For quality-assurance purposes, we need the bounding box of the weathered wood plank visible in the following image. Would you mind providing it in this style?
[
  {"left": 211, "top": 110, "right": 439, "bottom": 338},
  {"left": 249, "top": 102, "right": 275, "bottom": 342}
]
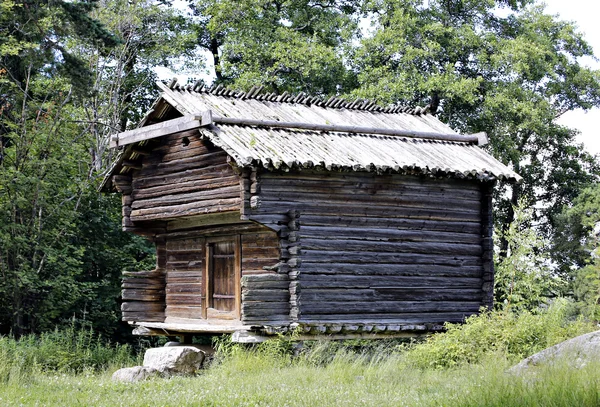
[
  {"left": 297, "top": 274, "right": 482, "bottom": 288},
  {"left": 299, "top": 263, "right": 482, "bottom": 277},
  {"left": 299, "top": 226, "right": 481, "bottom": 244},
  {"left": 130, "top": 198, "right": 241, "bottom": 221},
  {"left": 300, "top": 301, "right": 482, "bottom": 314},
  {"left": 132, "top": 185, "right": 240, "bottom": 210},
  {"left": 300, "top": 238, "right": 482, "bottom": 256},
  {"left": 111, "top": 113, "right": 210, "bottom": 148},
  {"left": 301, "top": 250, "right": 482, "bottom": 266},
  {"left": 298, "top": 288, "right": 483, "bottom": 302},
  {"left": 297, "top": 312, "right": 477, "bottom": 324},
  {"left": 300, "top": 215, "right": 482, "bottom": 234},
  {"left": 260, "top": 172, "right": 482, "bottom": 192},
  {"left": 132, "top": 163, "right": 234, "bottom": 189},
  {"left": 132, "top": 176, "right": 239, "bottom": 200}
]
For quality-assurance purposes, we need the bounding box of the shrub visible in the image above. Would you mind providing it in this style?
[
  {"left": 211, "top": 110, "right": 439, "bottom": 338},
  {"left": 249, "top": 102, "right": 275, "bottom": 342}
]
[{"left": 405, "top": 298, "right": 597, "bottom": 369}]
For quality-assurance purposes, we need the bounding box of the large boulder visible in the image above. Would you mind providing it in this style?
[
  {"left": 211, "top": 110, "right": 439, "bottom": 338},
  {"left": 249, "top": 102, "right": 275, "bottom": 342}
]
[
  {"left": 112, "top": 366, "right": 159, "bottom": 383},
  {"left": 143, "top": 346, "right": 205, "bottom": 375},
  {"left": 510, "top": 330, "right": 600, "bottom": 374}
]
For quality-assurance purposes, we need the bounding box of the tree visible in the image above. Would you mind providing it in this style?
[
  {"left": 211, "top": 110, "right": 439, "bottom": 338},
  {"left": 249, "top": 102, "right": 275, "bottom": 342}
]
[
  {"left": 553, "top": 184, "right": 600, "bottom": 320},
  {"left": 188, "top": 0, "right": 360, "bottom": 94},
  {"left": 494, "top": 201, "right": 560, "bottom": 311},
  {"left": 0, "top": 0, "right": 157, "bottom": 337},
  {"left": 351, "top": 1, "right": 600, "bottom": 253}
]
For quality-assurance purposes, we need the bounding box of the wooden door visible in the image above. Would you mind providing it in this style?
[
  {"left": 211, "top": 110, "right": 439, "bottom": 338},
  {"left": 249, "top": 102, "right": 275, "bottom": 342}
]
[{"left": 204, "top": 236, "right": 241, "bottom": 320}]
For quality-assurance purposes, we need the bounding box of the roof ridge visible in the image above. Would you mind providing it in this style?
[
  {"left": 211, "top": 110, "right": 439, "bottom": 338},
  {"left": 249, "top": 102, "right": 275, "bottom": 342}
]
[{"left": 163, "top": 78, "right": 430, "bottom": 116}]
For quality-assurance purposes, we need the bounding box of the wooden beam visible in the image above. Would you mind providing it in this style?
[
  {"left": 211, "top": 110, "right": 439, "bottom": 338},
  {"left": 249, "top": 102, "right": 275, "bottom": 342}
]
[
  {"left": 110, "top": 111, "right": 213, "bottom": 148},
  {"left": 213, "top": 116, "right": 482, "bottom": 145}
]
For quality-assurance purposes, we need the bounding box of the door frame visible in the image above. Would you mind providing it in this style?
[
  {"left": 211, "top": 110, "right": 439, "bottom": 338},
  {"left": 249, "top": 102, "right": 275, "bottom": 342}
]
[{"left": 202, "top": 235, "right": 241, "bottom": 320}]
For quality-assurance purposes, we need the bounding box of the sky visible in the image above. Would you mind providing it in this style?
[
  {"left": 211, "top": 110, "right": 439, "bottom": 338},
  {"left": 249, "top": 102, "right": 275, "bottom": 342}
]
[
  {"left": 542, "top": 0, "right": 600, "bottom": 155},
  {"left": 160, "top": 1, "right": 600, "bottom": 154}
]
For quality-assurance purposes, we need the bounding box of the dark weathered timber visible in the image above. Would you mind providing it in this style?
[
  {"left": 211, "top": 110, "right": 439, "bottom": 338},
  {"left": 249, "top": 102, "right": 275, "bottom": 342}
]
[
  {"left": 299, "top": 250, "right": 482, "bottom": 265},
  {"left": 297, "top": 288, "right": 483, "bottom": 302},
  {"left": 299, "top": 263, "right": 482, "bottom": 277},
  {"left": 297, "top": 275, "right": 482, "bottom": 288},
  {"left": 300, "top": 239, "right": 483, "bottom": 256},
  {"left": 300, "top": 215, "right": 482, "bottom": 234},
  {"left": 299, "top": 301, "right": 482, "bottom": 314},
  {"left": 296, "top": 312, "right": 478, "bottom": 324}
]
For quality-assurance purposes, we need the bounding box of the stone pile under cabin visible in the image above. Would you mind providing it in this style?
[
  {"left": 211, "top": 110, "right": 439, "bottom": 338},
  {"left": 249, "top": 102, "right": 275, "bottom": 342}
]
[{"left": 101, "top": 80, "right": 521, "bottom": 342}]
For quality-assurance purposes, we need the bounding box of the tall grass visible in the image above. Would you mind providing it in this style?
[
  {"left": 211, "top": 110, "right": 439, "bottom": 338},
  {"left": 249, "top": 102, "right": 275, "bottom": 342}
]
[{"left": 0, "top": 324, "right": 140, "bottom": 383}]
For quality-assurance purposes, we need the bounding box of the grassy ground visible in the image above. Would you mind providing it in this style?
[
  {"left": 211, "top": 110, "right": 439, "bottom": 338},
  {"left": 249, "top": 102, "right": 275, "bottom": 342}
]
[{"left": 1, "top": 350, "right": 599, "bottom": 407}]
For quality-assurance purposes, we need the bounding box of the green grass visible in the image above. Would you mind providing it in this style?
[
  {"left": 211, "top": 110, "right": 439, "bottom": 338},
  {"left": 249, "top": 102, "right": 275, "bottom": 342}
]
[
  {"left": 0, "top": 351, "right": 599, "bottom": 406},
  {"left": 1, "top": 302, "right": 598, "bottom": 406}
]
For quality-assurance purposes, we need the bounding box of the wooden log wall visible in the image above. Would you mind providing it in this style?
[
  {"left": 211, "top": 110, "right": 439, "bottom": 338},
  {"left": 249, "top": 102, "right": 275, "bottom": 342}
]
[
  {"left": 121, "top": 270, "right": 165, "bottom": 322},
  {"left": 127, "top": 131, "right": 241, "bottom": 223},
  {"left": 154, "top": 221, "right": 285, "bottom": 324},
  {"left": 250, "top": 171, "right": 489, "bottom": 327}
]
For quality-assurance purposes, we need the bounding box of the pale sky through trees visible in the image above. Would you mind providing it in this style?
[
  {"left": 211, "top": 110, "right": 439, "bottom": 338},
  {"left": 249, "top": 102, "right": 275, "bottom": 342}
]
[{"left": 543, "top": 0, "right": 600, "bottom": 155}]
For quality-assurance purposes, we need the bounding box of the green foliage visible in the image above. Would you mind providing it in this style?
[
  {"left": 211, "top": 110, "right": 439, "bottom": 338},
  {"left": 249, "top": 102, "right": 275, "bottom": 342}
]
[
  {"left": 190, "top": 0, "right": 359, "bottom": 94},
  {"left": 553, "top": 184, "right": 600, "bottom": 320},
  {"left": 0, "top": 324, "right": 140, "bottom": 383},
  {"left": 494, "top": 201, "right": 561, "bottom": 311},
  {"left": 405, "top": 299, "right": 596, "bottom": 369}
]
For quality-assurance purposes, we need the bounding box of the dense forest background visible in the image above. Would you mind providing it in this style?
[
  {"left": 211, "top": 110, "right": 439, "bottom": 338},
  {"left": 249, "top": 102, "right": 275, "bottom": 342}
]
[{"left": 1, "top": 0, "right": 600, "bottom": 342}]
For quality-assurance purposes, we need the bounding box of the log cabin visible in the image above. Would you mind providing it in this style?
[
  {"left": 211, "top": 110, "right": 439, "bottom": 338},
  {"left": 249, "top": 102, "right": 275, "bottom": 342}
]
[{"left": 101, "top": 80, "right": 521, "bottom": 342}]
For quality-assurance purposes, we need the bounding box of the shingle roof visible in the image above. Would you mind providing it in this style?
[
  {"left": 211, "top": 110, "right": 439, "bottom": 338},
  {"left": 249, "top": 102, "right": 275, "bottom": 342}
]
[
  {"left": 102, "top": 81, "right": 521, "bottom": 188},
  {"left": 151, "top": 81, "right": 521, "bottom": 183}
]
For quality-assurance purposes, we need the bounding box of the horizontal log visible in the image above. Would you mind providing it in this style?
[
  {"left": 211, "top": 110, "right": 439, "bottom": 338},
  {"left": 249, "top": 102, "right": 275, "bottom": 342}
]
[
  {"left": 111, "top": 113, "right": 208, "bottom": 148},
  {"left": 299, "top": 226, "right": 481, "bottom": 245},
  {"left": 166, "top": 283, "right": 202, "bottom": 293},
  {"left": 259, "top": 180, "right": 481, "bottom": 200},
  {"left": 132, "top": 185, "right": 240, "bottom": 210},
  {"left": 261, "top": 172, "right": 482, "bottom": 191},
  {"left": 300, "top": 215, "right": 482, "bottom": 234},
  {"left": 299, "top": 301, "right": 482, "bottom": 314},
  {"left": 242, "top": 290, "right": 290, "bottom": 302},
  {"left": 301, "top": 250, "right": 482, "bottom": 266},
  {"left": 133, "top": 163, "right": 234, "bottom": 189},
  {"left": 298, "top": 274, "right": 482, "bottom": 289},
  {"left": 299, "top": 263, "right": 482, "bottom": 277},
  {"left": 167, "top": 211, "right": 242, "bottom": 232},
  {"left": 254, "top": 201, "right": 481, "bottom": 223},
  {"left": 241, "top": 301, "right": 291, "bottom": 311},
  {"left": 166, "top": 294, "right": 202, "bottom": 305},
  {"left": 132, "top": 175, "right": 240, "bottom": 200},
  {"left": 298, "top": 288, "right": 483, "bottom": 302},
  {"left": 300, "top": 238, "right": 482, "bottom": 256},
  {"left": 141, "top": 151, "right": 229, "bottom": 175},
  {"left": 241, "top": 246, "right": 280, "bottom": 257},
  {"left": 166, "top": 270, "right": 203, "bottom": 279},
  {"left": 242, "top": 307, "right": 291, "bottom": 317},
  {"left": 122, "top": 311, "right": 165, "bottom": 322},
  {"left": 242, "top": 280, "right": 291, "bottom": 290},
  {"left": 121, "top": 302, "right": 165, "bottom": 312},
  {"left": 297, "top": 311, "right": 478, "bottom": 324},
  {"left": 122, "top": 270, "right": 164, "bottom": 278},
  {"left": 130, "top": 198, "right": 241, "bottom": 222},
  {"left": 242, "top": 274, "right": 290, "bottom": 282}
]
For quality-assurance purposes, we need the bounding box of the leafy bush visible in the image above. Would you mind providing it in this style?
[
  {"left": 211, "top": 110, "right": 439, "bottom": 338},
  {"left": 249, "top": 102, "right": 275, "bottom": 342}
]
[
  {"left": 0, "top": 324, "right": 141, "bottom": 382},
  {"left": 405, "top": 299, "right": 597, "bottom": 369}
]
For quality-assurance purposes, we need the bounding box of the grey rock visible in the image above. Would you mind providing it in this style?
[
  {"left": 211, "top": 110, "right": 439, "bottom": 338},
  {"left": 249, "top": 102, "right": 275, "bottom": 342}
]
[
  {"left": 111, "top": 366, "right": 159, "bottom": 383},
  {"left": 143, "top": 346, "right": 205, "bottom": 375},
  {"left": 510, "top": 329, "right": 600, "bottom": 374}
]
